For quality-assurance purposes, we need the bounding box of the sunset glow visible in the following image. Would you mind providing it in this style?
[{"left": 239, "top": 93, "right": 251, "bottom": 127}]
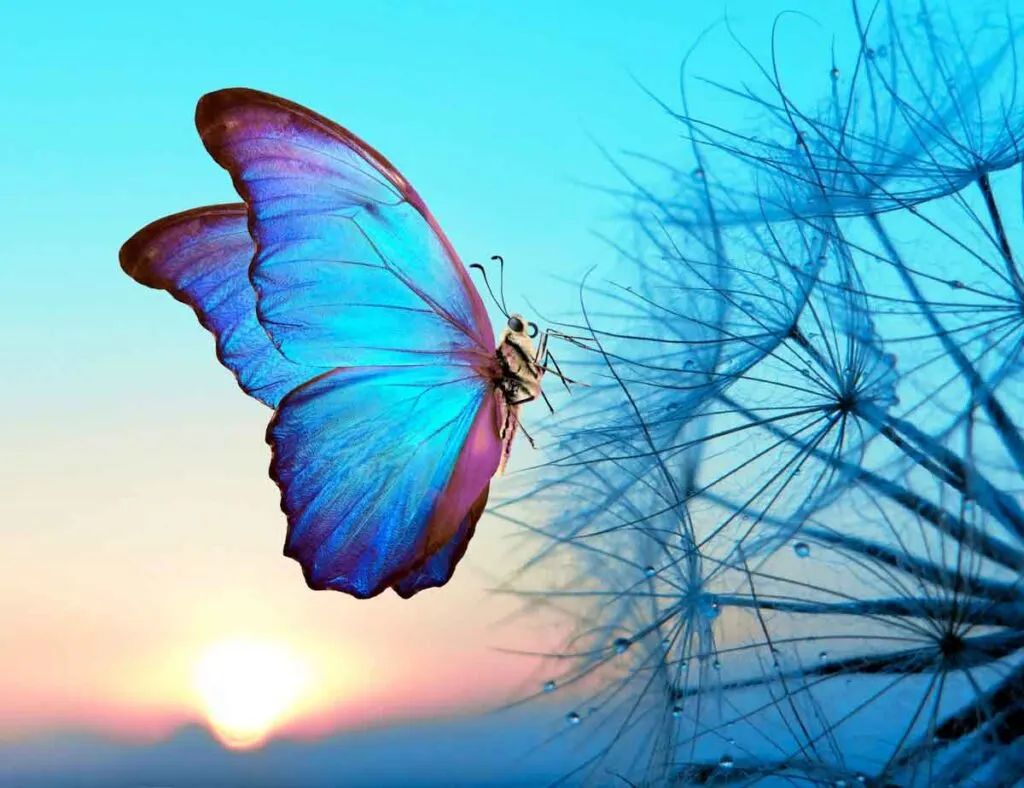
[{"left": 194, "top": 639, "right": 311, "bottom": 749}]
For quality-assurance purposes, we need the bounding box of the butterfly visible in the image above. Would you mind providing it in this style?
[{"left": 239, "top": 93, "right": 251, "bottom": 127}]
[{"left": 120, "top": 88, "right": 555, "bottom": 599}]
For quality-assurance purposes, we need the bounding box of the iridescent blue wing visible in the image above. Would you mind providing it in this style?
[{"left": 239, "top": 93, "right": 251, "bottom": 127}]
[
  {"left": 270, "top": 364, "right": 504, "bottom": 599},
  {"left": 194, "top": 87, "right": 495, "bottom": 368},
  {"left": 391, "top": 487, "right": 486, "bottom": 599},
  {"left": 119, "top": 204, "right": 325, "bottom": 407}
]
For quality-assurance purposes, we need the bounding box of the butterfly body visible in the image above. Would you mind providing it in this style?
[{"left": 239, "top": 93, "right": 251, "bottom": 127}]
[{"left": 120, "top": 88, "right": 545, "bottom": 600}]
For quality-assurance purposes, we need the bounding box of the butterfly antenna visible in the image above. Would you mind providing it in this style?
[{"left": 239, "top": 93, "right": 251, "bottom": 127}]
[
  {"left": 469, "top": 261, "right": 509, "bottom": 318},
  {"left": 491, "top": 255, "right": 510, "bottom": 316}
]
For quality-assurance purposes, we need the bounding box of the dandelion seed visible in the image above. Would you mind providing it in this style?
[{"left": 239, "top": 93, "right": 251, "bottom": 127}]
[{"left": 513, "top": 1, "right": 1024, "bottom": 785}]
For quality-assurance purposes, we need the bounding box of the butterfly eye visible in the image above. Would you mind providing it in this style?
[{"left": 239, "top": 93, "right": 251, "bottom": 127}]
[
  {"left": 507, "top": 316, "right": 524, "bottom": 332},
  {"left": 527, "top": 322, "right": 539, "bottom": 338}
]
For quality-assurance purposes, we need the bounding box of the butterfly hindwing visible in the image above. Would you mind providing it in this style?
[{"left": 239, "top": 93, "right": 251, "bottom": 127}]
[
  {"left": 118, "top": 204, "right": 323, "bottom": 407},
  {"left": 269, "top": 363, "right": 503, "bottom": 599},
  {"left": 391, "top": 484, "right": 488, "bottom": 599},
  {"left": 194, "top": 88, "right": 494, "bottom": 369}
]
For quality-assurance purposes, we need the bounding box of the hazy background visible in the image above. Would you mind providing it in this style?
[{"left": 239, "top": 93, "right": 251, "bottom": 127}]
[{"left": 0, "top": 0, "right": 851, "bottom": 784}]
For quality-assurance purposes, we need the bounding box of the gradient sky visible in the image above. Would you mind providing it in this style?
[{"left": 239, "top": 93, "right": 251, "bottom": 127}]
[{"left": 0, "top": 0, "right": 854, "bottom": 772}]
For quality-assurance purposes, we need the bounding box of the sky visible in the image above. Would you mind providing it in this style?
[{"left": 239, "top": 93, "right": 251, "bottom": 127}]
[{"left": 0, "top": 0, "right": 856, "bottom": 783}]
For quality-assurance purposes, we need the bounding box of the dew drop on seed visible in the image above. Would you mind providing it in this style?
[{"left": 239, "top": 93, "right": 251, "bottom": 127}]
[
  {"left": 794, "top": 542, "right": 811, "bottom": 558},
  {"left": 719, "top": 754, "right": 734, "bottom": 769},
  {"left": 613, "top": 637, "right": 631, "bottom": 654},
  {"left": 644, "top": 566, "right": 656, "bottom": 578},
  {"left": 566, "top": 711, "right": 580, "bottom": 725},
  {"left": 543, "top": 680, "right": 556, "bottom": 693},
  {"left": 700, "top": 595, "right": 720, "bottom": 620}
]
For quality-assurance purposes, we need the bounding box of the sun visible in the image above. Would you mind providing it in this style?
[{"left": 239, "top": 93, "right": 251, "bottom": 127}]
[{"left": 194, "top": 638, "right": 311, "bottom": 750}]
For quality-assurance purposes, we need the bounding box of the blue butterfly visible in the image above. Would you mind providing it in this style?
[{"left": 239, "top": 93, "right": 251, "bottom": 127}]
[{"left": 120, "top": 89, "right": 551, "bottom": 599}]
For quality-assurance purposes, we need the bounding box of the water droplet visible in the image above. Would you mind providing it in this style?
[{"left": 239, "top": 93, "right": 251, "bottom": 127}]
[
  {"left": 699, "top": 595, "right": 720, "bottom": 620},
  {"left": 799, "top": 368, "right": 811, "bottom": 378},
  {"left": 948, "top": 279, "right": 965, "bottom": 289},
  {"left": 835, "top": 781, "right": 848, "bottom": 788},
  {"left": 865, "top": 47, "right": 876, "bottom": 60},
  {"left": 643, "top": 565, "right": 656, "bottom": 578},
  {"left": 712, "top": 659, "right": 721, "bottom": 670},
  {"left": 719, "top": 754, "right": 735, "bottom": 769},
  {"left": 566, "top": 711, "right": 580, "bottom": 725},
  {"left": 740, "top": 300, "right": 754, "bottom": 311},
  {"left": 671, "top": 705, "right": 682, "bottom": 718},
  {"left": 543, "top": 680, "right": 556, "bottom": 693},
  {"left": 876, "top": 45, "right": 888, "bottom": 58},
  {"left": 613, "top": 637, "right": 632, "bottom": 654},
  {"left": 692, "top": 167, "right": 705, "bottom": 180},
  {"left": 683, "top": 358, "right": 696, "bottom": 371},
  {"left": 830, "top": 67, "right": 840, "bottom": 79},
  {"left": 660, "top": 636, "right": 671, "bottom": 651},
  {"left": 855, "top": 775, "right": 868, "bottom": 784},
  {"left": 794, "top": 542, "right": 811, "bottom": 558},
  {"left": 818, "top": 650, "right": 828, "bottom": 661}
]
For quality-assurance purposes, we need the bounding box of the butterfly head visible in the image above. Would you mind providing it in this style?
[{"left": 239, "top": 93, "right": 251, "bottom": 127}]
[{"left": 501, "top": 313, "right": 540, "bottom": 359}]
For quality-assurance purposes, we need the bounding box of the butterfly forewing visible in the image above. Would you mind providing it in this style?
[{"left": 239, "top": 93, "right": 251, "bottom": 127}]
[{"left": 195, "top": 88, "right": 495, "bottom": 369}]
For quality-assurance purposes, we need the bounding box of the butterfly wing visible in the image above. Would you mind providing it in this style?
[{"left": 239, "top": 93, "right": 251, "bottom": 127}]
[
  {"left": 391, "top": 486, "right": 487, "bottom": 599},
  {"left": 190, "top": 88, "right": 506, "bottom": 596},
  {"left": 119, "top": 204, "right": 324, "bottom": 408},
  {"left": 194, "top": 87, "right": 494, "bottom": 368},
  {"left": 270, "top": 364, "right": 503, "bottom": 599}
]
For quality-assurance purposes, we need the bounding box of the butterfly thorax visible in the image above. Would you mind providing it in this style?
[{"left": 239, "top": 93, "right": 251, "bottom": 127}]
[{"left": 494, "top": 318, "right": 543, "bottom": 406}]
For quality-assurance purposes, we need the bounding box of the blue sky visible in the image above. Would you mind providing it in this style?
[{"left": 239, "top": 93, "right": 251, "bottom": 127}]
[{"left": 0, "top": 0, "right": 860, "bottom": 783}]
